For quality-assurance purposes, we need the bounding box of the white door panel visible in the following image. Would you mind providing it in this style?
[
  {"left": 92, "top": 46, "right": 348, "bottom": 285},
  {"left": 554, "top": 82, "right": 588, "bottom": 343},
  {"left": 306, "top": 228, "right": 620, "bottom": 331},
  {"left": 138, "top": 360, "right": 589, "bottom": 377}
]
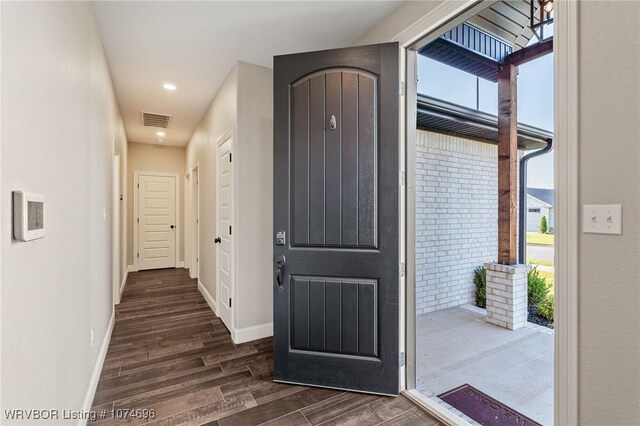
[
  {"left": 217, "top": 138, "right": 233, "bottom": 331},
  {"left": 138, "top": 174, "right": 176, "bottom": 270}
]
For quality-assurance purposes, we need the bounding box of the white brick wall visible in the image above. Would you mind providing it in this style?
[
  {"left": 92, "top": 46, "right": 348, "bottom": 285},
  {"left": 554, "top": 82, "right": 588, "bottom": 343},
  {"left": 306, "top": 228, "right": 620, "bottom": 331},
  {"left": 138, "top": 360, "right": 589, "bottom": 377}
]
[
  {"left": 415, "top": 131, "right": 498, "bottom": 315},
  {"left": 484, "top": 262, "right": 530, "bottom": 330}
]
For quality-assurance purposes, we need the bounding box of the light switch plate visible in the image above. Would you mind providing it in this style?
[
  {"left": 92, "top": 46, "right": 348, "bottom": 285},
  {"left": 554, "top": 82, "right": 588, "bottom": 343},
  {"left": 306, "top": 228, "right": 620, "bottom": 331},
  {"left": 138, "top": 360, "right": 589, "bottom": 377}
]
[{"left": 583, "top": 204, "right": 622, "bottom": 234}]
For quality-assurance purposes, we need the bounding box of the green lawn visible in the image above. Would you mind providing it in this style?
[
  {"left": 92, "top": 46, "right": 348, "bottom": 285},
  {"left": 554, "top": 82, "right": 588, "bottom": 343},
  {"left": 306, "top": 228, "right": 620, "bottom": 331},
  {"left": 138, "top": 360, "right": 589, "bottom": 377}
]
[
  {"left": 527, "top": 232, "right": 554, "bottom": 246},
  {"left": 538, "top": 270, "right": 555, "bottom": 293},
  {"left": 527, "top": 258, "right": 554, "bottom": 267}
]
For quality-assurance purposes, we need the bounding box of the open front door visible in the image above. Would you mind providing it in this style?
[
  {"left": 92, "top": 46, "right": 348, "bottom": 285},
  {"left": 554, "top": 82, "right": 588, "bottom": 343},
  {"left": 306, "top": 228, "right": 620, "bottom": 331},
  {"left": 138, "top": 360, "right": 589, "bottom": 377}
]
[{"left": 273, "top": 42, "right": 400, "bottom": 395}]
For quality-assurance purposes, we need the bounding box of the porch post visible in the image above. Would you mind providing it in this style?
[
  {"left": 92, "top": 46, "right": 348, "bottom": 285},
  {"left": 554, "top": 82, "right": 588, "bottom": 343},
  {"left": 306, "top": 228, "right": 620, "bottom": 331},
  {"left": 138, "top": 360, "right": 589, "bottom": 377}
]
[
  {"left": 497, "top": 62, "right": 518, "bottom": 265},
  {"left": 485, "top": 62, "right": 529, "bottom": 330}
]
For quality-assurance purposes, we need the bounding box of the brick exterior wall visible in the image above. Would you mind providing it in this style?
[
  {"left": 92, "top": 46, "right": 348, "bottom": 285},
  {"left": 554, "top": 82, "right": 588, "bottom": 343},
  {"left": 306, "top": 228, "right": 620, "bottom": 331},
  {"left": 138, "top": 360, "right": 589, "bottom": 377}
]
[{"left": 415, "top": 131, "right": 498, "bottom": 315}]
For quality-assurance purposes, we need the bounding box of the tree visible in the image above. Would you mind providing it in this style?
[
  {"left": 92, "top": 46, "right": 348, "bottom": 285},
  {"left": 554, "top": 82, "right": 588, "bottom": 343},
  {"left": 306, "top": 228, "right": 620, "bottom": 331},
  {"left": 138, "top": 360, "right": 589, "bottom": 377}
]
[{"left": 539, "top": 215, "right": 548, "bottom": 234}]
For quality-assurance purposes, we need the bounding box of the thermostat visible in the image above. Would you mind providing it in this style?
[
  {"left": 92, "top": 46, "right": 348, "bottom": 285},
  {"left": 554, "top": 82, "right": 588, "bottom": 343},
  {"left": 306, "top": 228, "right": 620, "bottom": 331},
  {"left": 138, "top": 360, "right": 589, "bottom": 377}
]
[{"left": 13, "top": 191, "right": 46, "bottom": 241}]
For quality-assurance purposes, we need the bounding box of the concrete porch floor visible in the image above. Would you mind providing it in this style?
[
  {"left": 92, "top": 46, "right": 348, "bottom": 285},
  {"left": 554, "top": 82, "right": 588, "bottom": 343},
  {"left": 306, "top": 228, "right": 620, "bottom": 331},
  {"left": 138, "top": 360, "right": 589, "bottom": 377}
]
[{"left": 416, "top": 305, "right": 553, "bottom": 425}]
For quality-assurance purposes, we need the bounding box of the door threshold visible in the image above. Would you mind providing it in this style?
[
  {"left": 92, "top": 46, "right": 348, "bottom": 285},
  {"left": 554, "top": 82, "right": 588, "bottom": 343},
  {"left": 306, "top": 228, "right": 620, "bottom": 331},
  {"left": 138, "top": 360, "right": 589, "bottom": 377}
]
[
  {"left": 403, "top": 389, "right": 475, "bottom": 426},
  {"left": 273, "top": 379, "right": 398, "bottom": 398}
]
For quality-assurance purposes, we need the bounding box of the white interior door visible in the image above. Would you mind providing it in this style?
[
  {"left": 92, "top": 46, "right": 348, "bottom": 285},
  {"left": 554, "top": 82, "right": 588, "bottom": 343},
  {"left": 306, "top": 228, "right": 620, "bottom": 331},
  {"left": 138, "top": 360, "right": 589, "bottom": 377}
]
[
  {"left": 216, "top": 138, "right": 233, "bottom": 330},
  {"left": 138, "top": 174, "right": 177, "bottom": 270},
  {"left": 191, "top": 167, "right": 199, "bottom": 279},
  {"left": 112, "top": 153, "right": 121, "bottom": 304}
]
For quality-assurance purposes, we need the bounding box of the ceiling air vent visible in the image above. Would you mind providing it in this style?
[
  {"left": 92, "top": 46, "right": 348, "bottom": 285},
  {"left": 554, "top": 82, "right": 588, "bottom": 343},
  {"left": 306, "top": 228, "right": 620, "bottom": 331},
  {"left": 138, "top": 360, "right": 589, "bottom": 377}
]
[{"left": 140, "top": 111, "right": 172, "bottom": 128}]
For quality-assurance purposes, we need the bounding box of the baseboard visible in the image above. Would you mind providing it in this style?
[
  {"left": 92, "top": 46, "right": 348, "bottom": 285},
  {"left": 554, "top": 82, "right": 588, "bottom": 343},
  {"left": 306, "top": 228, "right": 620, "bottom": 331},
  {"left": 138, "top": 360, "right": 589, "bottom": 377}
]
[
  {"left": 198, "top": 280, "right": 217, "bottom": 316},
  {"left": 119, "top": 269, "right": 128, "bottom": 300},
  {"left": 177, "top": 261, "right": 185, "bottom": 268},
  {"left": 232, "top": 322, "right": 273, "bottom": 344},
  {"left": 79, "top": 310, "right": 115, "bottom": 426},
  {"left": 127, "top": 265, "right": 137, "bottom": 273}
]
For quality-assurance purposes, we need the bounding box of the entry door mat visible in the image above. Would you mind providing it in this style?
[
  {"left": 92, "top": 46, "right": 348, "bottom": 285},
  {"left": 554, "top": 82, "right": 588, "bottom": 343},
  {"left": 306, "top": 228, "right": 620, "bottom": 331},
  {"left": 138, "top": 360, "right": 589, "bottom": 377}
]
[{"left": 438, "top": 384, "right": 542, "bottom": 426}]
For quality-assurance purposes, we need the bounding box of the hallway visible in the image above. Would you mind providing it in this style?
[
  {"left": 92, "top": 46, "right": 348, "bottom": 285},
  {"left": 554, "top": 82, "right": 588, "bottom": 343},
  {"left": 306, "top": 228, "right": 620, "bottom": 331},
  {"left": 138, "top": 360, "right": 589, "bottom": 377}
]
[{"left": 90, "top": 269, "right": 440, "bottom": 425}]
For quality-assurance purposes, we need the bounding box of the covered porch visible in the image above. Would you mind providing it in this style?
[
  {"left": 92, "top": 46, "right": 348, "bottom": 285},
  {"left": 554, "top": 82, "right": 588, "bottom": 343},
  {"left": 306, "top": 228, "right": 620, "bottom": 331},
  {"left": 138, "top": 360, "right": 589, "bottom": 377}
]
[{"left": 416, "top": 306, "right": 553, "bottom": 425}]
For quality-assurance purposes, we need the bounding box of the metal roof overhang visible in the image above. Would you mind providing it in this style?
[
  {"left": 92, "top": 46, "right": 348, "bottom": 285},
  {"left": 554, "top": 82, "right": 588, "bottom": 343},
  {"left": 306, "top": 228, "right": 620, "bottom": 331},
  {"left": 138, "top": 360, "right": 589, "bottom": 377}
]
[{"left": 417, "top": 94, "right": 552, "bottom": 150}]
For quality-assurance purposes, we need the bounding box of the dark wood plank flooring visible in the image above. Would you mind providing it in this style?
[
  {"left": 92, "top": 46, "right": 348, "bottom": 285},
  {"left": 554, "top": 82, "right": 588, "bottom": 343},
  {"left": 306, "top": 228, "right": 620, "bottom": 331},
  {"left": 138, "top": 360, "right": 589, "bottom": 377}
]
[{"left": 91, "top": 268, "right": 441, "bottom": 426}]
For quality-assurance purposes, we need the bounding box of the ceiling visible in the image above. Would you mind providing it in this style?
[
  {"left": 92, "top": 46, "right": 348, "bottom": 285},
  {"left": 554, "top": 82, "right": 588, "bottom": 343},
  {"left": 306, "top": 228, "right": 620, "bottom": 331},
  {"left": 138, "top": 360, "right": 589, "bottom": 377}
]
[{"left": 92, "top": 1, "right": 403, "bottom": 147}]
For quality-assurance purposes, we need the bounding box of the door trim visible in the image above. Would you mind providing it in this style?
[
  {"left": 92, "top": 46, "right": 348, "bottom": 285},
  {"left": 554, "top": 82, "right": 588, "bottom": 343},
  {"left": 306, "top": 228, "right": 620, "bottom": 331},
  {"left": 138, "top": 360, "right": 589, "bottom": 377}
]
[
  {"left": 552, "top": 1, "right": 580, "bottom": 424},
  {"left": 189, "top": 163, "right": 200, "bottom": 280},
  {"left": 112, "top": 139, "right": 121, "bottom": 304},
  {"left": 133, "top": 170, "right": 180, "bottom": 271},
  {"left": 400, "top": 1, "right": 579, "bottom": 425},
  {"left": 215, "top": 129, "right": 234, "bottom": 329}
]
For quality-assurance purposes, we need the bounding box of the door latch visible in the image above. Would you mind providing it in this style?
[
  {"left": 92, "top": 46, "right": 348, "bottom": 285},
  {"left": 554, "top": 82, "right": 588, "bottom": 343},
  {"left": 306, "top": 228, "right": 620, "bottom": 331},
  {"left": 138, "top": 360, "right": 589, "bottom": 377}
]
[{"left": 275, "top": 230, "right": 286, "bottom": 245}]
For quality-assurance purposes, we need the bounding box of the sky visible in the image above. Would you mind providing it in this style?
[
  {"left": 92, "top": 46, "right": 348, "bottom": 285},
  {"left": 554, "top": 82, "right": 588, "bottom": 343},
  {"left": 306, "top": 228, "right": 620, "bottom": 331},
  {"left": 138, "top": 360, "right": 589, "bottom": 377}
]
[{"left": 417, "top": 50, "right": 554, "bottom": 189}]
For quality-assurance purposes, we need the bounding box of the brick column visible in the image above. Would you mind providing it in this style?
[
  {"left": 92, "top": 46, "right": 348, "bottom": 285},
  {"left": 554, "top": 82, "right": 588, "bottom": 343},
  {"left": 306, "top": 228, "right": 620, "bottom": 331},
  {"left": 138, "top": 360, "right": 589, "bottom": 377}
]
[{"left": 483, "top": 262, "right": 530, "bottom": 330}]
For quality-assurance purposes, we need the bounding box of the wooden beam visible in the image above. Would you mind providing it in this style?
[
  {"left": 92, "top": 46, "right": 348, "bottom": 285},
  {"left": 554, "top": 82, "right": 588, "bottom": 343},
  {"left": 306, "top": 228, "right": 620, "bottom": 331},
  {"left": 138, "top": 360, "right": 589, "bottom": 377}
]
[
  {"left": 497, "top": 63, "right": 518, "bottom": 265},
  {"left": 505, "top": 38, "right": 553, "bottom": 66}
]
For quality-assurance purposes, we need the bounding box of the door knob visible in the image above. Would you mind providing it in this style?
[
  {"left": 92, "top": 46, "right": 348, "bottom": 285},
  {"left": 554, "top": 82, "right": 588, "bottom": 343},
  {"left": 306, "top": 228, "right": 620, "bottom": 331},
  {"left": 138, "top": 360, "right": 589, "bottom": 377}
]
[
  {"left": 214, "top": 237, "right": 221, "bottom": 244},
  {"left": 170, "top": 225, "right": 175, "bottom": 229}
]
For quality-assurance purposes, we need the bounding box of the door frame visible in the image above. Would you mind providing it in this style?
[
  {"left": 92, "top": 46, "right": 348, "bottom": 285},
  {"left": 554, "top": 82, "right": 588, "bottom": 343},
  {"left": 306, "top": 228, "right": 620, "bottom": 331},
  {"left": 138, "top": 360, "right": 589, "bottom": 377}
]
[
  {"left": 215, "top": 129, "right": 235, "bottom": 328},
  {"left": 112, "top": 138, "right": 121, "bottom": 304},
  {"left": 189, "top": 163, "right": 200, "bottom": 280},
  {"left": 133, "top": 170, "right": 181, "bottom": 271},
  {"left": 398, "top": 1, "right": 579, "bottom": 425}
]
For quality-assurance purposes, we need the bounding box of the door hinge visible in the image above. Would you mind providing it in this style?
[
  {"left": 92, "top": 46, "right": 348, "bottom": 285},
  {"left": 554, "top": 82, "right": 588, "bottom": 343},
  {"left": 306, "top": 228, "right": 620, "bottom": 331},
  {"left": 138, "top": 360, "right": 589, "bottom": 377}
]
[
  {"left": 400, "top": 262, "right": 405, "bottom": 277},
  {"left": 229, "top": 225, "right": 232, "bottom": 235},
  {"left": 399, "top": 81, "right": 405, "bottom": 97},
  {"left": 137, "top": 183, "right": 139, "bottom": 188},
  {"left": 229, "top": 298, "right": 232, "bottom": 307},
  {"left": 229, "top": 153, "right": 232, "bottom": 162},
  {"left": 197, "top": 257, "right": 199, "bottom": 262},
  {"left": 400, "top": 171, "right": 405, "bottom": 186},
  {"left": 137, "top": 218, "right": 139, "bottom": 223},
  {"left": 399, "top": 352, "right": 405, "bottom": 367},
  {"left": 137, "top": 252, "right": 139, "bottom": 258}
]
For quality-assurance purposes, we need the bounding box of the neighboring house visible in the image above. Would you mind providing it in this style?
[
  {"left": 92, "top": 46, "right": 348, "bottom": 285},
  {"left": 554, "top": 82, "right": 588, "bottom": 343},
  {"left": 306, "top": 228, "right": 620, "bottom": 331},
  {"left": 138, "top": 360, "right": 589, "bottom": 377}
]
[{"left": 527, "top": 187, "right": 554, "bottom": 232}]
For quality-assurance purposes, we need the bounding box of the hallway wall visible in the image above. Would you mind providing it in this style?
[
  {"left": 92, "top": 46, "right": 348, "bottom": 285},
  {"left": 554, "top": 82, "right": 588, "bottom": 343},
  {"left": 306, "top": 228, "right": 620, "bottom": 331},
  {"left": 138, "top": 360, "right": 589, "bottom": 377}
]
[
  {"left": 1, "top": 1, "right": 127, "bottom": 422},
  {"left": 185, "top": 64, "right": 238, "bottom": 306},
  {"left": 185, "top": 61, "right": 273, "bottom": 339},
  {"left": 127, "top": 142, "right": 185, "bottom": 266}
]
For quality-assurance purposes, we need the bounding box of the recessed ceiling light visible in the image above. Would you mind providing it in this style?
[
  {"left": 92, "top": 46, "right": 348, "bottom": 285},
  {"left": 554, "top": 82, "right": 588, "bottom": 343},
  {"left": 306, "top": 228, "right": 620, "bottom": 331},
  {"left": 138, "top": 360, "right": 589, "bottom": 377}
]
[
  {"left": 157, "top": 139, "right": 164, "bottom": 142},
  {"left": 163, "top": 82, "right": 176, "bottom": 91},
  {"left": 156, "top": 131, "right": 165, "bottom": 137}
]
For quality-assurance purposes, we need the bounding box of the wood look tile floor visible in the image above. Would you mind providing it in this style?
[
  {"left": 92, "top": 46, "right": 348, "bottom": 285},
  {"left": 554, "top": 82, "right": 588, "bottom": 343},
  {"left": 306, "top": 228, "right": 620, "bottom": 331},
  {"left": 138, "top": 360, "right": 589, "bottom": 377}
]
[{"left": 91, "top": 268, "right": 441, "bottom": 426}]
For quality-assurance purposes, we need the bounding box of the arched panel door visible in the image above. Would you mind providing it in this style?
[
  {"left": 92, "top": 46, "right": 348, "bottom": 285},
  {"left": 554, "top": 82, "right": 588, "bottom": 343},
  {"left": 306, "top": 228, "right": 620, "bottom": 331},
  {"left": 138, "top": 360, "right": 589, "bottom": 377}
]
[{"left": 273, "top": 43, "right": 400, "bottom": 395}]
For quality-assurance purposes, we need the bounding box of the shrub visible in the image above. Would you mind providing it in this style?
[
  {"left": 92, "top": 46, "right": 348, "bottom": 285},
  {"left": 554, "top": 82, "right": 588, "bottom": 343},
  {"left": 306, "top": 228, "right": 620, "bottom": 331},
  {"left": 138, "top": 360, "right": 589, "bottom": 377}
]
[
  {"left": 473, "top": 266, "right": 486, "bottom": 308},
  {"left": 539, "top": 215, "right": 548, "bottom": 234},
  {"left": 548, "top": 226, "right": 554, "bottom": 235},
  {"left": 538, "top": 295, "right": 554, "bottom": 323},
  {"left": 528, "top": 266, "right": 550, "bottom": 306}
]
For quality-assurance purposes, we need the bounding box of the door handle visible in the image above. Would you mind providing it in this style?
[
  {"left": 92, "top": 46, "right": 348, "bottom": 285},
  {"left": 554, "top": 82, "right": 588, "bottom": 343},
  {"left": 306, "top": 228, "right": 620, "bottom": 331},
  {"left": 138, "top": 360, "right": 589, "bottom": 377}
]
[
  {"left": 275, "top": 255, "right": 286, "bottom": 292},
  {"left": 170, "top": 225, "right": 175, "bottom": 229},
  {"left": 214, "top": 237, "right": 221, "bottom": 244}
]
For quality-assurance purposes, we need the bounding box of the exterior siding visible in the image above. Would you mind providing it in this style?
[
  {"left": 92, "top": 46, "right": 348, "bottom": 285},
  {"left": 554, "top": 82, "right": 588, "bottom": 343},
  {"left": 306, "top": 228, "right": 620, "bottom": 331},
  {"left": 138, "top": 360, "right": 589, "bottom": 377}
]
[{"left": 415, "top": 130, "right": 498, "bottom": 315}]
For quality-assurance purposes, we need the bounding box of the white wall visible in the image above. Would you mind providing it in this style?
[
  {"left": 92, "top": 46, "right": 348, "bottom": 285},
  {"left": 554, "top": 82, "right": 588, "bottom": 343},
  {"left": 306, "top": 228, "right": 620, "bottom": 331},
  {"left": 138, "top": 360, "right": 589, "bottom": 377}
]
[
  {"left": 360, "top": 1, "right": 640, "bottom": 423},
  {"left": 578, "top": 2, "right": 640, "bottom": 424},
  {"left": 415, "top": 131, "right": 497, "bottom": 315},
  {"left": 235, "top": 63, "right": 273, "bottom": 330},
  {"left": 185, "top": 64, "right": 238, "bottom": 304},
  {"left": 127, "top": 142, "right": 185, "bottom": 266},
  {"left": 184, "top": 61, "right": 273, "bottom": 335},
  {"left": 1, "top": 1, "right": 126, "bottom": 422}
]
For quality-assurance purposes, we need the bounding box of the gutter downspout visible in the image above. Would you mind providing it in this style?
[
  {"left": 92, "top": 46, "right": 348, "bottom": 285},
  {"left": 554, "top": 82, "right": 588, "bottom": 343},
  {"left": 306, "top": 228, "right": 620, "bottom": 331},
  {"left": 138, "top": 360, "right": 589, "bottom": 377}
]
[{"left": 519, "top": 137, "right": 553, "bottom": 263}]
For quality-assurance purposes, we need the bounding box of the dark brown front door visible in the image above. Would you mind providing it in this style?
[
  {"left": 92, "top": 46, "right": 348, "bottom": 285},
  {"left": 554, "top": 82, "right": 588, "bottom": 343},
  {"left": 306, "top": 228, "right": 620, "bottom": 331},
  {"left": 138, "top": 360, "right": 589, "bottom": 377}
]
[{"left": 273, "top": 43, "right": 400, "bottom": 395}]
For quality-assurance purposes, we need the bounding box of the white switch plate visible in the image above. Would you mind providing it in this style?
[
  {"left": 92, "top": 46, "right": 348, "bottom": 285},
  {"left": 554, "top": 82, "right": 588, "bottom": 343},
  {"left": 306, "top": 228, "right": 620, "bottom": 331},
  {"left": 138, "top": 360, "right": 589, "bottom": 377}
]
[{"left": 583, "top": 204, "right": 622, "bottom": 234}]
